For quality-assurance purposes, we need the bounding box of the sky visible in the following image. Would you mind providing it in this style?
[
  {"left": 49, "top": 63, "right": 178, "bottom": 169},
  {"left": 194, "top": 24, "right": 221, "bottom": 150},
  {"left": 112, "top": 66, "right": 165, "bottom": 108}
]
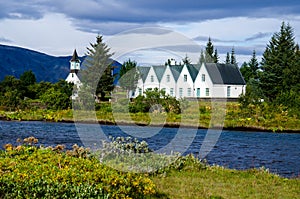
[{"left": 1, "top": 0, "right": 300, "bottom": 65}]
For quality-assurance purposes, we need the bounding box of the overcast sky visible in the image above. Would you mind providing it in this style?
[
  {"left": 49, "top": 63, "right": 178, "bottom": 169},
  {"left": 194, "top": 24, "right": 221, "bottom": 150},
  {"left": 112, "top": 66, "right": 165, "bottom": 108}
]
[{"left": 1, "top": 0, "right": 300, "bottom": 65}]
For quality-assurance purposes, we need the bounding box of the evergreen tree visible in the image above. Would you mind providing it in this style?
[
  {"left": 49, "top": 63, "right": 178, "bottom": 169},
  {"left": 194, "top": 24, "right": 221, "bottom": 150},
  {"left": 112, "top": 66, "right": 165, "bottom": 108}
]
[
  {"left": 240, "top": 62, "right": 251, "bottom": 83},
  {"left": 225, "top": 52, "right": 230, "bottom": 64},
  {"left": 230, "top": 47, "right": 237, "bottom": 65},
  {"left": 248, "top": 50, "right": 259, "bottom": 80},
  {"left": 182, "top": 54, "right": 191, "bottom": 65},
  {"left": 260, "top": 22, "right": 298, "bottom": 101},
  {"left": 205, "top": 37, "right": 214, "bottom": 63},
  {"left": 81, "top": 35, "right": 114, "bottom": 100},
  {"left": 213, "top": 49, "right": 219, "bottom": 63},
  {"left": 198, "top": 49, "right": 205, "bottom": 64},
  {"left": 119, "top": 59, "right": 139, "bottom": 98}
]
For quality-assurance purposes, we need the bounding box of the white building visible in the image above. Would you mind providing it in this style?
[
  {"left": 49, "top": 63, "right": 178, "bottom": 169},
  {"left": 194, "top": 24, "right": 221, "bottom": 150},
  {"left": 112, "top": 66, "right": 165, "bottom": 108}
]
[
  {"left": 65, "top": 49, "right": 81, "bottom": 86},
  {"left": 134, "top": 62, "right": 246, "bottom": 99}
]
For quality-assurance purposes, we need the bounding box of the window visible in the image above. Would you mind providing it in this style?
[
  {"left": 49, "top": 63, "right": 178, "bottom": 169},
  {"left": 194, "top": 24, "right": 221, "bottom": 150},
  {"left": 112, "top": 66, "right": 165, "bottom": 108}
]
[
  {"left": 187, "top": 88, "right": 191, "bottom": 96},
  {"left": 196, "top": 88, "right": 200, "bottom": 97},
  {"left": 179, "top": 88, "right": 183, "bottom": 97},
  {"left": 138, "top": 88, "right": 142, "bottom": 95},
  {"left": 161, "top": 88, "right": 166, "bottom": 93},
  {"left": 170, "top": 88, "right": 174, "bottom": 96},
  {"left": 205, "top": 88, "right": 209, "bottom": 96},
  {"left": 202, "top": 74, "right": 205, "bottom": 82},
  {"left": 166, "top": 74, "right": 170, "bottom": 82},
  {"left": 184, "top": 74, "right": 187, "bottom": 82},
  {"left": 227, "top": 86, "right": 231, "bottom": 97},
  {"left": 150, "top": 75, "right": 154, "bottom": 82}
]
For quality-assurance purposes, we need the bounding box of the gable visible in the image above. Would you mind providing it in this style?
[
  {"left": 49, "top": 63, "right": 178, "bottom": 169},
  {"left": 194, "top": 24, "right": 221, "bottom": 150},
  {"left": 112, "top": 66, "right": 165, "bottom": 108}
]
[
  {"left": 170, "top": 65, "right": 184, "bottom": 82},
  {"left": 186, "top": 64, "right": 199, "bottom": 82},
  {"left": 137, "top": 66, "right": 151, "bottom": 83},
  {"left": 152, "top": 65, "right": 167, "bottom": 82}
]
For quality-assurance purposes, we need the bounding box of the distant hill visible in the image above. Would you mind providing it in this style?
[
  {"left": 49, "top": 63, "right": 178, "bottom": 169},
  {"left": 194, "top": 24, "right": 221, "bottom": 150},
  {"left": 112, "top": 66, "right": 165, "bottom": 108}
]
[{"left": 0, "top": 44, "right": 121, "bottom": 83}]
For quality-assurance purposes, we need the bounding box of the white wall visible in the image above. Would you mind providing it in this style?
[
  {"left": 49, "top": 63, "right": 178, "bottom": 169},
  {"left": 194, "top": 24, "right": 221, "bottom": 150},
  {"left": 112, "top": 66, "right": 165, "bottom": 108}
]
[{"left": 175, "top": 64, "right": 194, "bottom": 98}]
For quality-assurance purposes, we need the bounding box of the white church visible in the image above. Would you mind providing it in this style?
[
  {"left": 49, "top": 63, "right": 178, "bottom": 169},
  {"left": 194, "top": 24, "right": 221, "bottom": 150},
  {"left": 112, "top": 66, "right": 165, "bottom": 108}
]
[
  {"left": 65, "top": 51, "right": 246, "bottom": 100},
  {"left": 65, "top": 49, "right": 81, "bottom": 86}
]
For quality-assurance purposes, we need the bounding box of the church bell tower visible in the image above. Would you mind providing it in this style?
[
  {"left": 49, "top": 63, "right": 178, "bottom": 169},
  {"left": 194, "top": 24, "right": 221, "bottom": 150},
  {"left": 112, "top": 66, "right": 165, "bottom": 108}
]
[{"left": 70, "top": 49, "right": 80, "bottom": 74}]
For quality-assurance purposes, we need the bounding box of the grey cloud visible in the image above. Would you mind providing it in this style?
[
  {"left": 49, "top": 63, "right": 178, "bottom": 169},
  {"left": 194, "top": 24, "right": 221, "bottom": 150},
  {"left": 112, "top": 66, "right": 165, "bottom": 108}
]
[
  {"left": 0, "top": 1, "right": 300, "bottom": 35},
  {"left": 245, "top": 32, "right": 272, "bottom": 41},
  {"left": 193, "top": 36, "right": 240, "bottom": 43}
]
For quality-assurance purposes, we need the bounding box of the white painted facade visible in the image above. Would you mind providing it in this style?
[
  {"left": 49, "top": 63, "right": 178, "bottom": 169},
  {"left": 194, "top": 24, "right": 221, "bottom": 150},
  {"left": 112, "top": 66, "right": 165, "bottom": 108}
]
[{"left": 134, "top": 62, "right": 246, "bottom": 99}]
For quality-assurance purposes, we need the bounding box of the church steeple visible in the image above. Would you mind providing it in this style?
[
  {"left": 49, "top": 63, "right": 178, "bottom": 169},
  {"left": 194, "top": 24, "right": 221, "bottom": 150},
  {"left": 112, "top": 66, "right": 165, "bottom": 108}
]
[{"left": 70, "top": 49, "right": 80, "bottom": 74}]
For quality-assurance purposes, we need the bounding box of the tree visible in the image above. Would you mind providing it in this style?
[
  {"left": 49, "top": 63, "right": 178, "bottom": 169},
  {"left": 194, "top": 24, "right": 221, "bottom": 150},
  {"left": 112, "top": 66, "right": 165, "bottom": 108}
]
[
  {"left": 240, "top": 62, "right": 251, "bottom": 83},
  {"left": 198, "top": 49, "right": 205, "bottom": 65},
  {"left": 240, "top": 50, "right": 259, "bottom": 83},
  {"left": 20, "top": 70, "right": 36, "bottom": 87},
  {"left": 213, "top": 49, "right": 219, "bottom": 63},
  {"left": 39, "top": 80, "right": 73, "bottom": 110},
  {"left": 182, "top": 54, "right": 191, "bottom": 65},
  {"left": 205, "top": 37, "right": 214, "bottom": 63},
  {"left": 260, "top": 22, "right": 298, "bottom": 102},
  {"left": 119, "top": 59, "right": 139, "bottom": 98},
  {"left": 81, "top": 35, "right": 114, "bottom": 100},
  {"left": 225, "top": 52, "right": 230, "bottom": 64},
  {"left": 248, "top": 50, "right": 259, "bottom": 80},
  {"left": 230, "top": 47, "right": 237, "bottom": 65}
]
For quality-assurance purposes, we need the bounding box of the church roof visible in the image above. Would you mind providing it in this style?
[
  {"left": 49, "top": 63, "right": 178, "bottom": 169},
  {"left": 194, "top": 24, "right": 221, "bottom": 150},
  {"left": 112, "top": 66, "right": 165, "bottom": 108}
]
[
  {"left": 70, "top": 49, "right": 80, "bottom": 62},
  {"left": 205, "top": 63, "right": 246, "bottom": 85}
]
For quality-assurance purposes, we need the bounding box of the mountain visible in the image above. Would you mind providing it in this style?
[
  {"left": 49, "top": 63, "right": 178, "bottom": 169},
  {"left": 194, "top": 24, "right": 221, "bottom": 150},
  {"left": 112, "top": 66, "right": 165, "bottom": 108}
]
[{"left": 0, "top": 44, "right": 121, "bottom": 83}]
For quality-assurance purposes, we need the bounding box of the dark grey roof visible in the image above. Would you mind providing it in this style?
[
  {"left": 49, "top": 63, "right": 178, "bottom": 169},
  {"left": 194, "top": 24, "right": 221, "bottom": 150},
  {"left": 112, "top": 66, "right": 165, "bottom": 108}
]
[
  {"left": 170, "top": 65, "right": 183, "bottom": 81},
  {"left": 205, "top": 63, "right": 246, "bottom": 85},
  {"left": 70, "top": 49, "right": 80, "bottom": 62},
  {"left": 137, "top": 66, "right": 151, "bottom": 83},
  {"left": 152, "top": 65, "right": 167, "bottom": 82},
  {"left": 186, "top": 64, "right": 199, "bottom": 82}
]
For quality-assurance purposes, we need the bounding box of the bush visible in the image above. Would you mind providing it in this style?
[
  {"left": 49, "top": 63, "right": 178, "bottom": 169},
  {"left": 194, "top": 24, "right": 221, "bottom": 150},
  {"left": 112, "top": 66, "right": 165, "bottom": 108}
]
[
  {"left": 129, "top": 88, "right": 182, "bottom": 114},
  {"left": 0, "top": 137, "right": 156, "bottom": 198}
]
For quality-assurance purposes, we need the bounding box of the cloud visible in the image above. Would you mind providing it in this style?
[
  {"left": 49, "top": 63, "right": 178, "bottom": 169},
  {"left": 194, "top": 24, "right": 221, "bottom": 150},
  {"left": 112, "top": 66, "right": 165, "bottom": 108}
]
[
  {"left": 1, "top": 1, "right": 300, "bottom": 35},
  {"left": 193, "top": 35, "right": 239, "bottom": 43},
  {"left": 0, "top": 37, "right": 12, "bottom": 43},
  {"left": 245, "top": 32, "right": 272, "bottom": 41}
]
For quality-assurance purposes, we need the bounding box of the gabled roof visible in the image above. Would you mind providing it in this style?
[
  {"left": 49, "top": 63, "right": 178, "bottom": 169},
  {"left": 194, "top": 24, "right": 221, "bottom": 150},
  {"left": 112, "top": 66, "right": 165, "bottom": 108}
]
[
  {"left": 137, "top": 66, "right": 151, "bottom": 83},
  {"left": 170, "top": 65, "right": 184, "bottom": 81},
  {"left": 70, "top": 49, "right": 80, "bottom": 62},
  {"left": 205, "top": 63, "right": 246, "bottom": 85},
  {"left": 152, "top": 65, "right": 167, "bottom": 82},
  {"left": 186, "top": 64, "right": 199, "bottom": 82}
]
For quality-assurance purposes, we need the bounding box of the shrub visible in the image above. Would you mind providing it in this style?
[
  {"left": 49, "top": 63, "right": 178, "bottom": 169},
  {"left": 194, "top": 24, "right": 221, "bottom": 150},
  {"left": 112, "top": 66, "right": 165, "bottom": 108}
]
[
  {"left": 0, "top": 137, "right": 156, "bottom": 198},
  {"left": 129, "top": 88, "right": 182, "bottom": 114}
]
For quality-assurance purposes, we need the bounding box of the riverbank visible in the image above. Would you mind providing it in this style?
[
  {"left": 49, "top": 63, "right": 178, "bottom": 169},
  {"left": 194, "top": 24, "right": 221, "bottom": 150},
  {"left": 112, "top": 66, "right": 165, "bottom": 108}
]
[{"left": 1, "top": 101, "right": 299, "bottom": 133}]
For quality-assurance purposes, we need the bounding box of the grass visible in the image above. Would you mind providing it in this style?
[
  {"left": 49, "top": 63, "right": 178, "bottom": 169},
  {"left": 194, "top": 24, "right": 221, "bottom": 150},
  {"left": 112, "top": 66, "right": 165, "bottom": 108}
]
[{"left": 151, "top": 165, "right": 300, "bottom": 199}]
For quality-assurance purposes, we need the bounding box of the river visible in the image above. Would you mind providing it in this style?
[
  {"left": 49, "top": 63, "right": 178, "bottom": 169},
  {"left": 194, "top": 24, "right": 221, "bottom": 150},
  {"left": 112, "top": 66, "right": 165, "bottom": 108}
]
[{"left": 0, "top": 120, "right": 299, "bottom": 178}]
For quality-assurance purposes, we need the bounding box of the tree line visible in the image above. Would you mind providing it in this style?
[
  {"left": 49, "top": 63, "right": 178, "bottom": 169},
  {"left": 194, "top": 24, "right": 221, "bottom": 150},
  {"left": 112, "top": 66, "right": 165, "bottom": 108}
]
[
  {"left": 0, "top": 70, "right": 73, "bottom": 110},
  {"left": 239, "top": 22, "right": 300, "bottom": 116}
]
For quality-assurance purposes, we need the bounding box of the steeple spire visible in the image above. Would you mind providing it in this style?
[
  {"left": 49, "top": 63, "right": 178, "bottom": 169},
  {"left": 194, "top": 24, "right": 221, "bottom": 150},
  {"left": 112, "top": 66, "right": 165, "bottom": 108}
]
[{"left": 70, "top": 49, "right": 80, "bottom": 62}]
